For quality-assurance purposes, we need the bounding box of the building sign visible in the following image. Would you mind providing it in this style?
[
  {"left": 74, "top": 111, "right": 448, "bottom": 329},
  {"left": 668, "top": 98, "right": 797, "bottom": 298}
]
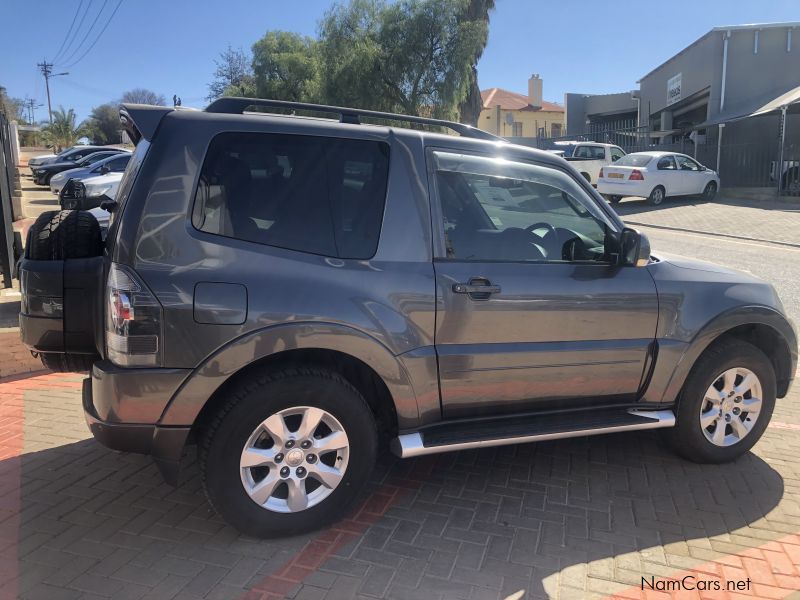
[{"left": 667, "top": 73, "right": 682, "bottom": 106}]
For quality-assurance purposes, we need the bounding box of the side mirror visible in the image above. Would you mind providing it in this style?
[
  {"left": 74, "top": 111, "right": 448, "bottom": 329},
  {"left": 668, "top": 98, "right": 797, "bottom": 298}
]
[
  {"left": 100, "top": 165, "right": 110, "bottom": 175},
  {"left": 619, "top": 227, "right": 650, "bottom": 267}
]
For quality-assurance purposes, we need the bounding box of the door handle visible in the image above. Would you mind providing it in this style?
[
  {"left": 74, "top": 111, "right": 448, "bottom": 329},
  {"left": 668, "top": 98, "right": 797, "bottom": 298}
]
[{"left": 452, "top": 278, "right": 501, "bottom": 299}]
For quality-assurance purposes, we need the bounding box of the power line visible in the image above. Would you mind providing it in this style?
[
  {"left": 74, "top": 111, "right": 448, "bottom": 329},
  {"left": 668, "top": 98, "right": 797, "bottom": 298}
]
[
  {"left": 37, "top": 61, "right": 70, "bottom": 124},
  {"left": 51, "top": 0, "right": 85, "bottom": 64},
  {"left": 53, "top": 0, "right": 92, "bottom": 65},
  {"left": 59, "top": 0, "right": 108, "bottom": 67},
  {"left": 61, "top": 0, "right": 123, "bottom": 70}
]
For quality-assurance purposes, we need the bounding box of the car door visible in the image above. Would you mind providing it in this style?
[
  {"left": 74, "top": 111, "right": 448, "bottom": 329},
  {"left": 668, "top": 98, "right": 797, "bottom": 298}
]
[
  {"left": 655, "top": 155, "right": 678, "bottom": 194},
  {"left": 430, "top": 150, "right": 659, "bottom": 419},
  {"left": 674, "top": 154, "right": 705, "bottom": 194}
]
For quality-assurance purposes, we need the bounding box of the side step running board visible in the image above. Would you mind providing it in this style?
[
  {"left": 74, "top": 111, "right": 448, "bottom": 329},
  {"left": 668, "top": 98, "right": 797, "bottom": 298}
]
[{"left": 391, "top": 409, "right": 675, "bottom": 459}]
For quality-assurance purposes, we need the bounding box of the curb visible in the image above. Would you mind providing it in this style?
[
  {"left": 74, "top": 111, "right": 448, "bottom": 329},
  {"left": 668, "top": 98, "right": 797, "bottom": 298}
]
[{"left": 626, "top": 220, "right": 800, "bottom": 249}]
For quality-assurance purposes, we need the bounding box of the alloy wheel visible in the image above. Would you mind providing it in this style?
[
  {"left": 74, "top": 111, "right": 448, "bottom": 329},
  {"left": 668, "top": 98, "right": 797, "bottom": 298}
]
[
  {"left": 699, "top": 367, "right": 762, "bottom": 447},
  {"left": 239, "top": 406, "right": 350, "bottom": 513}
]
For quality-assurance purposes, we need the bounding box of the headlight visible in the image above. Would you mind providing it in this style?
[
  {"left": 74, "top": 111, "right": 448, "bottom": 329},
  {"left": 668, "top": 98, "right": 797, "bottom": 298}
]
[{"left": 87, "top": 185, "right": 112, "bottom": 197}]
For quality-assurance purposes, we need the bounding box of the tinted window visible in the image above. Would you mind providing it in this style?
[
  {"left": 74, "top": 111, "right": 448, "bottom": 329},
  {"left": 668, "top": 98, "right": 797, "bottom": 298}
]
[
  {"left": 675, "top": 155, "right": 701, "bottom": 171},
  {"left": 108, "top": 155, "right": 130, "bottom": 172},
  {"left": 192, "top": 132, "right": 390, "bottom": 259},
  {"left": 615, "top": 154, "right": 653, "bottom": 167},
  {"left": 433, "top": 152, "right": 611, "bottom": 263},
  {"left": 657, "top": 156, "right": 677, "bottom": 170}
]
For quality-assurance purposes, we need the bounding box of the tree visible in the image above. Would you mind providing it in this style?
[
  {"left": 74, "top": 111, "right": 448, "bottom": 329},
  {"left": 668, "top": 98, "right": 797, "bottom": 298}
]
[
  {"left": 207, "top": 45, "right": 254, "bottom": 101},
  {"left": 40, "top": 106, "right": 84, "bottom": 151},
  {"left": 120, "top": 88, "right": 165, "bottom": 106},
  {"left": 251, "top": 31, "right": 320, "bottom": 102},
  {"left": 457, "top": 0, "right": 494, "bottom": 125},
  {"left": 84, "top": 103, "right": 121, "bottom": 145},
  {"left": 318, "top": 0, "right": 487, "bottom": 120},
  {"left": 0, "top": 86, "right": 24, "bottom": 121}
]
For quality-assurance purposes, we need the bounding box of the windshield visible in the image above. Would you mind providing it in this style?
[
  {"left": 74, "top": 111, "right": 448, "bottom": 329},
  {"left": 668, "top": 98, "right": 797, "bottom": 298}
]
[{"left": 614, "top": 154, "right": 653, "bottom": 167}]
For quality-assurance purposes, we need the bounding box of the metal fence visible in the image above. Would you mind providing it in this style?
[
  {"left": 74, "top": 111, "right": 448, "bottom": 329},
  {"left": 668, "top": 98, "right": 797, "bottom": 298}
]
[{"left": 0, "top": 112, "right": 17, "bottom": 288}]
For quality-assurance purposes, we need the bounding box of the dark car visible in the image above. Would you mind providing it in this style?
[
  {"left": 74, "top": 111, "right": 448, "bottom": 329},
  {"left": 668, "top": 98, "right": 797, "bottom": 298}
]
[
  {"left": 18, "top": 99, "right": 797, "bottom": 538},
  {"left": 31, "top": 149, "right": 128, "bottom": 186}
]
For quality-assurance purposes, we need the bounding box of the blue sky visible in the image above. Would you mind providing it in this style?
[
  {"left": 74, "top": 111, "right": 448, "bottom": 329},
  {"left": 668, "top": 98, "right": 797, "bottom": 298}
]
[{"left": 3, "top": 0, "right": 799, "bottom": 123}]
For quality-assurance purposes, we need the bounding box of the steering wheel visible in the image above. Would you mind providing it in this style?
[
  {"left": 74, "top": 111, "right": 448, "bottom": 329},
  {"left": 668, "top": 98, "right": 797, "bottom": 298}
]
[
  {"left": 524, "top": 222, "right": 560, "bottom": 259},
  {"left": 525, "top": 222, "right": 558, "bottom": 238}
]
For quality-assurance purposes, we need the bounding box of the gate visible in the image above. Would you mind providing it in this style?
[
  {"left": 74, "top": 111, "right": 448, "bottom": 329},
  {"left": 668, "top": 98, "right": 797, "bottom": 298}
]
[{"left": 0, "top": 112, "right": 17, "bottom": 288}]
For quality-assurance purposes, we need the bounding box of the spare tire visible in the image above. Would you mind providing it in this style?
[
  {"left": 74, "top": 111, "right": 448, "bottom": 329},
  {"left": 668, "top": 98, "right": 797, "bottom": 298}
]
[
  {"left": 22, "top": 210, "right": 103, "bottom": 373},
  {"left": 26, "top": 210, "right": 102, "bottom": 260}
]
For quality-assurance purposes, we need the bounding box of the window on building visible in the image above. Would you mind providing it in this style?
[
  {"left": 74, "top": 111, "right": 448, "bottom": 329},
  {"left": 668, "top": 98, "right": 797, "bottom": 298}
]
[
  {"left": 512, "top": 122, "right": 523, "bottom": 137},
  {"left": 192, "top": 132, "right": 390, "bottom": 259}
]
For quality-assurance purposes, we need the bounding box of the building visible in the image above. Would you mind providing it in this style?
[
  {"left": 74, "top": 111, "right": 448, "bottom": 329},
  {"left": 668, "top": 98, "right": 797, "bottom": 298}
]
[
  {"left": 479, "top": 75, "right": 564, "bottom": 139},
  {"left": 563, "top": 22, "right": 800, "bottom": 188}
]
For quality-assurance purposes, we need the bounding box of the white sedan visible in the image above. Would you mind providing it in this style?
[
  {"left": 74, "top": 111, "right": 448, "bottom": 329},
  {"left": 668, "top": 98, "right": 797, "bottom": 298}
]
[{"left": 597, "top": 151, "right": 720, "bottom": 205}]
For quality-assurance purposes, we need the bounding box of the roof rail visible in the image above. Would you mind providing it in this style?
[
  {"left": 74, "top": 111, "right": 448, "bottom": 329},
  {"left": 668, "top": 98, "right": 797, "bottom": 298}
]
[{"left": 205, "top": 97, "right": 502, "bottom": 142}]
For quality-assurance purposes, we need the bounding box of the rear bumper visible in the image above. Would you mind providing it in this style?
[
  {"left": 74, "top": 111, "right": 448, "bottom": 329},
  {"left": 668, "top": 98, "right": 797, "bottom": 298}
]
[
  {"left": 84, "top": 362, "right": 192, "bottom": 485},
  {"left": 597, "top": 180, "right": 647, "bottom": 197}
]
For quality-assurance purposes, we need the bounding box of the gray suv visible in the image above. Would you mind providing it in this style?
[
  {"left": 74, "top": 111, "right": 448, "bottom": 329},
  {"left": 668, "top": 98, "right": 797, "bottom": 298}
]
[{"left": 18, "top": 98, "right": 797, "bottom": 537}]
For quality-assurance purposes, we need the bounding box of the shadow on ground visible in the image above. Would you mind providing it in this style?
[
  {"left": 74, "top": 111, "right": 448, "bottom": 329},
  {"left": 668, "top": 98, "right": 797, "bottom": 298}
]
[{"left": 8, "top": 425, "right": 785, "bottom": 599}]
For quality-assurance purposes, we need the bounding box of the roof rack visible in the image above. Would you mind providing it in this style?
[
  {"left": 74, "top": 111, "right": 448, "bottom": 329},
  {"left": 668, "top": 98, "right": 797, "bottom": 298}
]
[{"left": 205, "top": 97, "right": 502, "bottom": 142}]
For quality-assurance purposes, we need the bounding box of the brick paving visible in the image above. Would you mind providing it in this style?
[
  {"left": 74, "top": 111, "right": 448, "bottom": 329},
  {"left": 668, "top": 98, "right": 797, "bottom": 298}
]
[
  {"left": 0, "top": 362, "right": 799, "bottom": 600},
  {"left": 614, "top": 196, "right": 800, "bottom": 247}
]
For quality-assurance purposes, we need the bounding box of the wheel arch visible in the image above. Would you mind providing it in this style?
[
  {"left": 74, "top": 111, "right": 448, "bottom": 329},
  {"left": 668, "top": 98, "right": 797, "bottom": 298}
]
[
  {"left": 158, "top": 322, "right": 420, "bottom": 434},
  {"left": 660, "top": 307, "right": 797, "bottom": 404}
]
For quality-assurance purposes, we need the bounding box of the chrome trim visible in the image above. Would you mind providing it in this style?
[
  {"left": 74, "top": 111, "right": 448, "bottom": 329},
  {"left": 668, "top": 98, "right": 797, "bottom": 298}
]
[{"left": 391, "top": 409, "right": 676, "bottom": 458}]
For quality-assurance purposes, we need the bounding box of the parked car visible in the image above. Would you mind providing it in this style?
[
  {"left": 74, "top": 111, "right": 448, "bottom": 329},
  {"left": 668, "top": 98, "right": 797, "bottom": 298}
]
[
  {"left": 598, "top": 151, "right": 720, "bottom": 205},
  {"left": 50, "top": 152, "right": 132, "bottom": 195},
  {"left": 59, "top": 171, "right": 124, "bottom": 210},
  {"left": 18, "top": 99, "right": 796, "bottom": 538},
  {"left": 770, "top": 160, "right": 800, "bottom": 195},
  {"left": 32, "top": 150, "right": 128, "bottom": 186},
  {"left": 555, "top": 142, "right": 626, "bottom": 186},
  {"left": 27, "top": 145, "right": 110, "bottom": 173}
]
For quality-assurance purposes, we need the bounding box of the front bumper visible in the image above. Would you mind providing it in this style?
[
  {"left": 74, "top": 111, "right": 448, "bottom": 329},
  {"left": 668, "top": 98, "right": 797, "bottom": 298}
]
[{"left": 84, "top": 361, "right": 193, "bottom": 485}]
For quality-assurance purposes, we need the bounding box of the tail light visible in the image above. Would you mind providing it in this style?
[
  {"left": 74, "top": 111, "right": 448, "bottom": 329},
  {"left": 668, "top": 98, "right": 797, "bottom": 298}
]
[
  {"left": 599, "top": 167, "right": 604, "bottom": 178},
  {"left": 106, "top": 263, "right": 162, "bottom": 367},
  {"left": 629, "top": 170, "right": 644, "bottom": 181}
]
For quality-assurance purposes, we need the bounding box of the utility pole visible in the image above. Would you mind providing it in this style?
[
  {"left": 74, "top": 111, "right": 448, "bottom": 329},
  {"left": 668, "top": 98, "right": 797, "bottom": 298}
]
[{"left": 37, "top": 60, "right": 69, "bottom": 124}]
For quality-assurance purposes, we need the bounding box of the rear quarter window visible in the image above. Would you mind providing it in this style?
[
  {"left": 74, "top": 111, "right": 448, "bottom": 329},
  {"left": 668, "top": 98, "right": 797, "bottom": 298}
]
[{"left": 191, "top": 132, "right": 390, "bottom": 260}]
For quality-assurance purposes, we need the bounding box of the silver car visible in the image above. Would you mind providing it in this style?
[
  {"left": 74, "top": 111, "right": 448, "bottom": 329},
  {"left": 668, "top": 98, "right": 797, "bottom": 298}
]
[{"left": 49, "top": 152, "right": 132, "bottom": 194}]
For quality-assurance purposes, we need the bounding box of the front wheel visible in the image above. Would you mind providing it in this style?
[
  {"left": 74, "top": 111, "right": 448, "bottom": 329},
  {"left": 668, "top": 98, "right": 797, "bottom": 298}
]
[
  {"left": 702, "top": 181, "right": 717, "bottom": 200},
  {"left": 201, "top": 367, "right": 378, "bottom": 538},
  {"left": 667, "top": 339, "right": 775, "bottom": 463}
]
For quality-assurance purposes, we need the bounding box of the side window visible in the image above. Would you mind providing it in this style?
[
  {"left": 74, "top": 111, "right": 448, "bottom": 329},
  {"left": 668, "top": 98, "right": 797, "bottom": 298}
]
[
  {"left": 433, "top": 152, "right": 612, "bottom": 264},
  {"left": 657, "top": 156, "right": 677, "bottom": 170},
  {"left": 192, "top": 132, "right": 390, "bottom": 259},
  {"left": 110, "top": 157, "right": 129, "bottom": 172},
  {"left": 574, "top": 146, "right": 591, "bottom": 159},
  {"left": 675, "top": 155, "right": 700, "bottom": 171},
  {"left": 591, "top": 146, "right": 606, "bottom": 159},
  {"left": 610, "top": 147, "right": 625, "bottom": 162}
]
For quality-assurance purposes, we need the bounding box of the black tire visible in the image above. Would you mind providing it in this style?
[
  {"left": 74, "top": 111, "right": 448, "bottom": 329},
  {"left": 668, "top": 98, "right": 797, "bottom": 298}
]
[
  {"left": 667, "top": 338, "right": 776, "bottom": 463},
  {"left": 200, "top": 367, "right": 378, "bottom": 538},
  {"left": 25, "top": 210, "right": 102, "bottom": 260},
  {"left": 648, "top": 186, "right": 666, "bottom": 206},
  {"left": 702, "top": 181, "right": 717, "bottom": 201},
  {"left": 608, "top": 195, "right": 622, "bottom": 204},
  {"left": 39, "top": 353, "right": 96, "bottom": 373}
]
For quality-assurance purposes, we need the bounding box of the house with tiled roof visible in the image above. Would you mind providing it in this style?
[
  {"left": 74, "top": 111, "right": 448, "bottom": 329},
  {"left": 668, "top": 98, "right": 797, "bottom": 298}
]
[{"left": 478, "top": 75, "right": 565, "bottom": 139}]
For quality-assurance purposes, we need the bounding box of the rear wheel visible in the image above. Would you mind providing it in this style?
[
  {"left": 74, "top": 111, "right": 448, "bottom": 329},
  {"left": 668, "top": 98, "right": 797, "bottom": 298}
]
[
  {"left": 606, "top": 195, "right": 622, "bottom": 204},
  {"left": 200, "top": 367, "right": 378, "bottom": 537},
  {"left": 667, "top": 339, "right": 775, "bottom": 463},
  {"left": 648, "top": 186, "right": 665, "bottom": 206}
]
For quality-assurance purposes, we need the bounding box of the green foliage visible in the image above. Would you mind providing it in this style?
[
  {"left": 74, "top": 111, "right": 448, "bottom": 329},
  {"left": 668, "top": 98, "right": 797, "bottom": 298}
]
[
  {"left": 120, "top": 88, "right": 166, "bottom": 106},
  {"left": 213, "top": 0, "right": 493, "bottom": 121},
  {"left": 40, "top": 106, "right": 85, "bottom": 151},
  {"left": 0, "top": 86, "right": 25, "bottom": 121},
  {"left": 251, "top": 31, "right": 320, "bottom": 102},
  {"left": 319, "top": 0, "right": 485, "bottom": 119},
  {"left": 207, "top": 46, "right": 254, "bottom": 101},
  {"left": 84, "top": 103, "right": 121, "bottom": 145}
]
